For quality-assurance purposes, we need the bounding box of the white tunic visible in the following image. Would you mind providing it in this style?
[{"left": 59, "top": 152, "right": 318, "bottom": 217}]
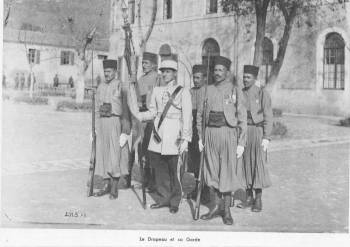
[{"left": 138, "top": 80, "right": 192, "bottom": 155}]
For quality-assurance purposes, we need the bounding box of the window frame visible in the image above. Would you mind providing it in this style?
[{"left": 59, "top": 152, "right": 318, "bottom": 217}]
[
  {"left": 163, "top": 0, "right": 172, "bottom": 20},
  {"left": 207, "top": 0, "right": 218, "bottom": 14},
  {"left": 60, "top": 50, "right": 75, "bottom": 66},
  {"left": 323, "top": 32, "right": 345, "bottom": 90},
  {"left": 261, "top": 37, "right": 274, "bottom": 85},
  {"left": 27, "top": 48, "right": 40, "bottom": 64}
]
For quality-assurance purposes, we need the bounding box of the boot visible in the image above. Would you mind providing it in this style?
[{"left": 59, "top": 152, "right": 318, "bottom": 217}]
[
  {"left": 222, "top": 193, "right": 234, "bottom": 225},
  {"left": 93, "top": 179, "right": 111, "bottom": 197},
  {"left": 109, "top": 177, "right": 119, "bottom": 200},
  {"left": 252, "top": 189, "right": 262, "bottom": 212},
  {"left": 144, "top": 168, "right": 155, "bottom": 193},
  {"left": 200, "top": 188, "right": 224, "bottom": 220},
  {"left": 237, "top": 189, "right": 254, "bottom": 209},
  {"left": 124, "top": 174, "right": 131, "bottom": 189}
]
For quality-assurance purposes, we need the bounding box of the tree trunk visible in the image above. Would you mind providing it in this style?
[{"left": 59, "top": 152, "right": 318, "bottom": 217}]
[
  {"left": 139, "top": 0, "right": 158, "bottom": 53},
  {"left": 253, "top": 0, "right": 270, "bottom": 66},
  {"left": 267, "top": 3, "right": 298, "bottom": 91},
  {"left": 75, "top": 59, "right": 87, "bottom": 103}
]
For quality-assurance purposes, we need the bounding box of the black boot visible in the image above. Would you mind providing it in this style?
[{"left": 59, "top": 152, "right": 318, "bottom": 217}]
[
  {"left": 109, "top": 177, "right": 119, "bottom": 200},
  {"left": 222, "top": 193, "right": 234, "bottom": 225},
  {"left": 124, "top": 174, "right": 131, "bottom": 189},
  {"left": 252, "top": 189, "right": 262, "bottom": 212},
  {"left": 145, "top": 168, "right": 156, "bottom": 193},
  {"left": 237, "top": 189, "right": 254, "bottom": 209},
  {"left": 93, "top": 179, "right": 111, "bottom": 197},
  {"left": 200, "top": 188, "right": 223, "bottom": 220}
]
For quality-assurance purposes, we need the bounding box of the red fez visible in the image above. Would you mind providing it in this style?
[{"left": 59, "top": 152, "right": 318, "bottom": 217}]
[
  {"left": 103, "top": 59, "right": 118, "bottom": 69},
  {"left": 142, "top": 52, "right": 158, "bottom": 64},
  {"left": 213, "top": 56, "right": 231, "bottom": 70},
  {"left": 192, "top": 64, "right": 206, "bottom": 74},
  {"left": 244, "top": 65, "right": 259, "bottom": 77}
]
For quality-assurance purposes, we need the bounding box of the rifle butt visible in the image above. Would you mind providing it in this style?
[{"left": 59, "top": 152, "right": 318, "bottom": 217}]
[
  {"left": 193, "top": 150, "right": 205, "bottom": 220},
  {"left": 87, "top": 140, "right": 96, "bottom": 197}
]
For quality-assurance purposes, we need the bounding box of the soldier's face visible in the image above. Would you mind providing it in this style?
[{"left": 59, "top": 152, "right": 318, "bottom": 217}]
[
  {"left": 243, "top": 73, "right": 255, "bottom": 87},
  {"left": 214, "top": 65, "right": 228, "bottom": 83},
  {"left": 104, "top": 68, "right": 116, "bottom": 82},
  {"left": 193, "top": 72, "right": 205, "bottom": 88},
  {"left": 161, "top": 69, "right": 176, "bottom": 83},
  {"left": 142, "top": 60, "right": 154, "bottom": 73}
]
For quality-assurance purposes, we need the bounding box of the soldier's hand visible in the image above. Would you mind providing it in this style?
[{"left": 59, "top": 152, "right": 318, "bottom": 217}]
[
  {"left": 179, "top": 140, "right": 188, "bottom": 154},
  {"left": 236, "top": 145, "right": 245, "bottom": 158},
  {"left": 198, "top": 139, "right": 204, "bottom": 152},
  {"left": 119, "top": 133, "right": 128, "bottom": 147},
  {"left": 261, "top": 139, "right": 269, "bottom": 152}
]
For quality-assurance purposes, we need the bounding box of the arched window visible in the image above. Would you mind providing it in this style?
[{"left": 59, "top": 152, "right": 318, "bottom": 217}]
[
  {"left": 202, "top": 38, "right": 220, "bottom": 84},
  {"left": 260, "top": 37, "right": 274, "bottom": 85},
  {"left": 323, "top": 32, "right": 345, "bottom": 90}
]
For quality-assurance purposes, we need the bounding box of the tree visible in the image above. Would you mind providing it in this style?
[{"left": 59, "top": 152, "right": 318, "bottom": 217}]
[
  {"left": 138, "top": 0, "right": 158, "bottom": 53},
  {"left": 56, "top": 0, "right": 109, "bottom": 103},
  {"left": 3, "top": 0, "right": 14, "bottom": 27},
  {"left": 221, "top": 0, "right": 345, "bottom": 90}
]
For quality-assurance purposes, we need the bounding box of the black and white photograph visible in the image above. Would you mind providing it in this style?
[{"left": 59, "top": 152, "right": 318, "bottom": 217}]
[{"left": 1, "top": 0, "right": 350, "bottom": 246}]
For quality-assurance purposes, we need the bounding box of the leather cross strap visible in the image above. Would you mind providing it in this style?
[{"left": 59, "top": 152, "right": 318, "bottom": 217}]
[
  {"left": 158, "top": 85, "right": 183, "bottom": 129},
  {"left": 152, "top": 85, "right": 183, "bottom": 143}
]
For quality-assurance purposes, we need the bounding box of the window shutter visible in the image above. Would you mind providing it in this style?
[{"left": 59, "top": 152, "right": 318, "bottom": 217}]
[
  {"left": 60, "top": 51, "right": 64, "bottom": 65},
  {"left": 36, "top": 50, "right": 40, "bottom": 64},
  {"left": 70, "top": 52, "right": 75, "bottom": 65}
]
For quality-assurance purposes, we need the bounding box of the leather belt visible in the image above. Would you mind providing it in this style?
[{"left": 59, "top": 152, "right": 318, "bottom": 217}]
[
  {"left": 207, "top": 111, "right": 228, "bottom": 127},
  {"left": 100, "top": 114, "right": 120, "bottom": 118}
]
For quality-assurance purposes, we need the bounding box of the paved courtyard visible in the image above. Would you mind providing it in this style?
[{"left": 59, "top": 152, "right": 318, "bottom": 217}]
[{"left": 1, "top": 100, "right": 349, "bottom": 233}]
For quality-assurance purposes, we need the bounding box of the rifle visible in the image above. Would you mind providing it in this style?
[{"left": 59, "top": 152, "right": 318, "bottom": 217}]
[
  {"left": 87, "top": 47, "right": 96, "bottom": 197},
  {"left": 194, "top": 53, "right": 211, "bottom": 220},
  {"left": 122, "top": 4, "right": 146, "bottom": 208}
]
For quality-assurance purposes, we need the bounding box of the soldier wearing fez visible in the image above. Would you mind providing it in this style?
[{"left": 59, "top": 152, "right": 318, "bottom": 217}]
[
  {"left": 129, "top": 57, "right": 192, "bottom": 214},
  {"left": 237, "top": 65, "right": 272, "bottom": 212},
  {"left": 197, "top": 56, "right": 247, "bottom": 225},
  {"left": 93, "top": 59, "right": 131, "bottom": 200},
  {"left": 188, "top": 64, "right": 206, "bottom": 179},
  {"left": 136, "top": 52, "right": 162, "bottom": 192},
  {"left": 188, "top": 64, "right": 210, "bottom": 202}
]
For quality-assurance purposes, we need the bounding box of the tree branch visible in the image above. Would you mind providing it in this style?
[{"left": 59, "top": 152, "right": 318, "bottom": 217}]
[
  {"left": 267, "top": 0, "right": 299, "bottom": 87},
  {"left": 278, "top": 0, "right": 289, "bottom": 19},
  {"left": 140, "top": 0, "right": 157, "bottom": 52}
]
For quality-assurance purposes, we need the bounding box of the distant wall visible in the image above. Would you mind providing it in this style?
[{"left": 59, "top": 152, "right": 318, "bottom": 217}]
[{"left": 3, "top": 41, "right": 108, "bottom": 88}]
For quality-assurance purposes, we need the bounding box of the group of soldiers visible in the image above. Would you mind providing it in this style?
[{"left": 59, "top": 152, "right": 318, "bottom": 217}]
[{"left": 91, "top": 51, "right": 273, "bottom": 226}]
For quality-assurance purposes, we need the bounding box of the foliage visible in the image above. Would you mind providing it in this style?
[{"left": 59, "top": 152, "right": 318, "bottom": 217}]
[
  {"left": 13, "top": 95, "right": 48, "bottom": 105},
  {"left": 271, "top": 121, "right": 288, "bottom": 137},
  {"left": 220, "top": 0, "right": 343, "bottom": 87},
  {"left": 339, "top": 117, "right": 350, "bottom": 127},
  {"left": 56, "top": 100, "right": 92, "bottom": 112}
]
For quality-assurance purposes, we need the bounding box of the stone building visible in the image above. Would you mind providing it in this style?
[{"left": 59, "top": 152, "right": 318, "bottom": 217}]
[
  {"left": 2, "top": 0, "right": 110, "bottom": 89},
  {"left": 110, "top": 0, "right": 350, "bottom": 116},
  {"left": 3, "top": 28, "right": 108, "bottom": 88}
]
